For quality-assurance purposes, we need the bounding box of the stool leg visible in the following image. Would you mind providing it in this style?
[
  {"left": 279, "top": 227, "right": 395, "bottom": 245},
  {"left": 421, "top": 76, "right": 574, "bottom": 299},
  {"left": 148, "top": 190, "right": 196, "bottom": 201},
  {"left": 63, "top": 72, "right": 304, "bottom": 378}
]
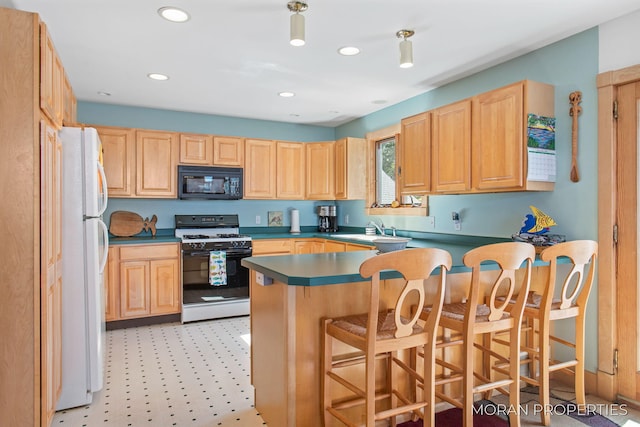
[
  {"left": 423, "top": 342, "right": 435, "bottom": 427},
  {"left": 463, "top": 334, "right": 474, "bottom": 427},
  {"left": 322, "top": 320, "right": 333, "bottom": 427},
  {"left": 366, "top": 348, "right": 376, "bottom": 427},
  {"left": 539, "top": 319, "right": 551, "bottom": 426},
  {"left": 509, "top": 324, "right": 522, "bottom": 427},
  {"left": 575, "top": 314, "right": 587, "bottom": 410}
]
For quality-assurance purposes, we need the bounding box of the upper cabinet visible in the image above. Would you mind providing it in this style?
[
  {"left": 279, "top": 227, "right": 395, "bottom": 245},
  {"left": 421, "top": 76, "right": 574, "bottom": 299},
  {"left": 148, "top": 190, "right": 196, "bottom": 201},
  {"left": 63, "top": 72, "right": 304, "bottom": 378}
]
[
  {"left": 306, "top": 141, "right": 335, "bottom": 200},
  {"left": 213, "top": 136, "right": 244, "bottom": 167},
  {"left": 335, "top": 137, "right": 366, "bottom": 200},
  {"left": 179, "top": 133, "right": 213, "bottom": 165},
  {"left": 398, "top": 112, "right": 430, "bottom": 195},
  {"left": 244, "top": 138, "right": 277, "bottom": 199},
  {"left": 136, "top": 130, "right": 179, "bottom": 197},
  {"left": 399, "top": 79, "right": 555, "bottom": 196},
  {"left": 97, "top": 126, "right": 178, "bottom": 198},
  {"left": 62, "top": 72, "right": 77, "bottom": 125},
  {"left": 431, "top": 99, "right": 472, "bottom": 193},
  {"left": 96, "top": 126, "right": 136, "bottom": 197},
  {"left": 471, "top": 80, "right": 554, "bottom": 192},
  {"left": 39, "top": 22, "right": 64, "bottom": 129},
  {"left": 276, "top": 141, "right": 305, "bottom": 200}
]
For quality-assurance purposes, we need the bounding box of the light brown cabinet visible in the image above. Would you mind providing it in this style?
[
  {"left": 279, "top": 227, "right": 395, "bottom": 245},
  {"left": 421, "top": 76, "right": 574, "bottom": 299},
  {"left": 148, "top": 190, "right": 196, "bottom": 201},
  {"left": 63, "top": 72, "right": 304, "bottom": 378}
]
[
  {"left": 431, "top": 99, "right": 472, "bottom": 193},
  {"left": 105, "top": 246, "right": 120, "bottom": 321},
  {"left": 111, "top": 243, "right": 181, "bottom": 320},
  {"left": 398, "top": 112, "right": 431, "bottom": 195},
  {"left": 135, "top": 130, "right": 179, "bottom": 197},
  {"left": 96, "top": 126, "right": 136, "bottom": 197},
  {"left": 306, "top": 141, "right": 335, "bottom": 200},
  {"left": 179, "top": 133, "right": 213, "bottom": 165},
  {"left": 178, "top": 134, "right": 244, "bottom": 167},
  {"left": 471, "top": 80, "right": 554, "bottom": 192},
  {"left": 62, "top": 72, "right": 77, "bottom": 125},
  {"left": 252, "top": 239, "right": 293, "bottom": 256},
  {"left": 39, "top": 22, "right": 64, "bottom": 128},
  {"left": 335, "top": 137, "right": 366, "bottom": 200},
  {"left": 214, "top": 136, "right": 244, "bottom": 166},
  {"left": 276, "top": 141, "right": 306, "bottom": 199},
  {"left": 244, "top": 138, "right": 277, "bottom": 199},
  {"left": 1, "top": 9, "right": 71, "bottom": 426},
  {"left": 40, "top": 120, "right": 63, "bottom": 426},
  {"left": 294, "top": 239, "right": 325, "bottom": 254}
]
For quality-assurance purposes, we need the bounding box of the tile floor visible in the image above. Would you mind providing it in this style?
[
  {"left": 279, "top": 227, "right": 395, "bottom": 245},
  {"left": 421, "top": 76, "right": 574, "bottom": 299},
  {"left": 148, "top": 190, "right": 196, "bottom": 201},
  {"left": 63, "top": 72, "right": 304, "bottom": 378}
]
[{"left": 53, "top": 316, "right": 640, "bottom": 426}]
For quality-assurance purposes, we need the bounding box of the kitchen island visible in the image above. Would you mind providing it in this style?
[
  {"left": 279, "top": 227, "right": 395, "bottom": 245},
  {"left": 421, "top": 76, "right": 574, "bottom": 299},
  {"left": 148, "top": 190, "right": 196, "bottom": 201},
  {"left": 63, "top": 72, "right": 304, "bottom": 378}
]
[{"left": 241, "top": 242, "right": 550, "bottom": 427}]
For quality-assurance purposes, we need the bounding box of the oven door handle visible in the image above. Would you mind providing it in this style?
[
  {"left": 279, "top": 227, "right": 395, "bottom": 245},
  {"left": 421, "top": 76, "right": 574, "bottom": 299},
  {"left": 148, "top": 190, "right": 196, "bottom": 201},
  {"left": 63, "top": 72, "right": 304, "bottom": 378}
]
[{"left": 185, "top": 251, "right": 215, "bottom": 257}]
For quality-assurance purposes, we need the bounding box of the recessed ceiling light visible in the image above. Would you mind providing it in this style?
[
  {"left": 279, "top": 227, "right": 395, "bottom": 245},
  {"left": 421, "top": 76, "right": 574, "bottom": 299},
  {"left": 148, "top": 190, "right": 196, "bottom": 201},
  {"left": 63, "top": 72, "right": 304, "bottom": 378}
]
[
  {"left": 289, "top": 113, "right": 300, "bottom": 117},
  {"left": 158, "top": 7, "right": 190, "bottom": 23},
  {"left": 372, "top": 99, "right": 387, "bottom": 105},
  {"left": 148, "top": 73, "right": 169, "bottom": 81},
  {"left": 338, "top": 46, "right": 360, "bottom": 56},
  {"left": 97, "top": 91, "right": 111, "bottom": 97},
  {"left": 279, "top": 92, "right": 295, "bottom": 98}
]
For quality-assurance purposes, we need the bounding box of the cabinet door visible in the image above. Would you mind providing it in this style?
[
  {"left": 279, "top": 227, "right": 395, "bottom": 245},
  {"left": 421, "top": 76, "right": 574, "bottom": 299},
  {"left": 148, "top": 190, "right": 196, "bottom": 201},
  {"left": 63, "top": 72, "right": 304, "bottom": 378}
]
[
  {"left": 244, "top": 139, "right": 276, "bottom": 198},
  {"left": 136, "top": 130, "right": 178, "bottom": 197},
  {"left": 432, "top": 100, "right": 471, "bottom": 193},
  {"left": 40, "top": 120, "right": 62, "bottom": 425},
  {"left": 120, "top": 261, "right": 150, "bottom": 318},
  {"left": 97, "top": 126, "right": 135, "bottom": 197},
  {"left": 294, "top": 240, "right": 324, "bottom": 254},
  {"left": 324, "top": 240, "right": 346, "bottom": 253},
  {"left": 39, "top": 22, "right": 63, "bottom": 128},
  {"left": 345, "top": 242, "right": 373, "bottom": 251},
  {"left": 105, "top": 246, "right": 119, "bottom": 321},
  {"left": 179, "top": 133, "right": 213, "bottom": 165},
  {"left": 62, "top": 72, "right": 77, "bottom": 125},
  {"left": 276, "top": 141, "right": 305, "bottom": 199},
  {"left": 472, "top": 82, "right": 524, "bottom": 190},
  {"left": 252, "top": 239, "right": 293, "bottom": 256},
  {"left": 399, "top": 112, "right": 430, "bottom": 195},
  {"left": 335, "top": 137, "right": 366, "bottom": 200},
  {"left": 150, "top": 258, "right": 180, "bottom": 315},
  {"left": 306, "top": 142, "right": 335, "bottom": 200},
  {"left": 214, "top": 136, "right": 244, "bottom": 166}
]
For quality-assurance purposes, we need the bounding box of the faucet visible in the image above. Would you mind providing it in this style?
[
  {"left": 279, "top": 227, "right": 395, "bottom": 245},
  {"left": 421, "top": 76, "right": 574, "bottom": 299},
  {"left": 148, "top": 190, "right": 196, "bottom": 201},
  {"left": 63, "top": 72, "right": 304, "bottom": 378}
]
[{"left": 367, "top": 220, "right": 386, "bottom": 235}]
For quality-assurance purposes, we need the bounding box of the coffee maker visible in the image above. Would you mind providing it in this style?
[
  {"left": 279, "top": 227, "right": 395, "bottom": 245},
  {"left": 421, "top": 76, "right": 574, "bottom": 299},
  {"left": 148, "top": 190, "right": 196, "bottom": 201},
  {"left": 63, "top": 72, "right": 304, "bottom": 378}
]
[{"left": 317, "top": 205, "right": 338, "bottom": 232}]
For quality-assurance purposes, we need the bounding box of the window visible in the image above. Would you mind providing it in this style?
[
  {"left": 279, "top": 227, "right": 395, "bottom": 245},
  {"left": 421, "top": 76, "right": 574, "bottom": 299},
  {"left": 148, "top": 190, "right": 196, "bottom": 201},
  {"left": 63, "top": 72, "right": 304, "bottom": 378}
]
[
  {"left": 365, "top": 124, "right": 427, "bottom": 215},
  {"left": 376, "top": 137, "right": 396, "bottom": 206}
]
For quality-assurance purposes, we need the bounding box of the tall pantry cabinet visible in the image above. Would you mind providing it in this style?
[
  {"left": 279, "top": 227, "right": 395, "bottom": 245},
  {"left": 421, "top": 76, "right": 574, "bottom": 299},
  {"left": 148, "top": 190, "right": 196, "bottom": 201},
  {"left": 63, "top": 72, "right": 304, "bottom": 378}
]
[{"left": 0, "top": 8, "right": 75, "bottom": 427}]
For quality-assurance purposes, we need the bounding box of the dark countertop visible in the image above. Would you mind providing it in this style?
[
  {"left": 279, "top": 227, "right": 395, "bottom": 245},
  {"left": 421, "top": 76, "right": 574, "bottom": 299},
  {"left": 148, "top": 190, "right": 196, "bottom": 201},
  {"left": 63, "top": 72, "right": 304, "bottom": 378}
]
[
  {"left": 239, "top": 233, "right": 544, "bottom": 287},
  {"left": 108, "top": 228, "right": 180, "bottom": 245}
]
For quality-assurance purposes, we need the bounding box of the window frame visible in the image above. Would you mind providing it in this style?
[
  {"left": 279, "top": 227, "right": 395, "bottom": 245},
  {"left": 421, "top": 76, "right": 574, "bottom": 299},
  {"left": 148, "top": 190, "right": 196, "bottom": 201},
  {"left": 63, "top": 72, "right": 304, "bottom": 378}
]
[{"left": 365, "top": 124, "right": 428, "bottom": 216}]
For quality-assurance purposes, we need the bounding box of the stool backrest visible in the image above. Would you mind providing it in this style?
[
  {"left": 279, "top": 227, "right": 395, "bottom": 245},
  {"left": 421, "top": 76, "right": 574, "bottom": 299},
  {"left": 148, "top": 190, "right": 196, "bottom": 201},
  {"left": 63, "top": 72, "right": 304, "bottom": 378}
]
[
  {"left": 540, "top": 240, "right": 598, "bottom": 311},
  {"left": 359, "top": 248, "right": 452, "bottom": 339},
  {"left": 462, "top": 242, "right": 536, "bottom": 322}
]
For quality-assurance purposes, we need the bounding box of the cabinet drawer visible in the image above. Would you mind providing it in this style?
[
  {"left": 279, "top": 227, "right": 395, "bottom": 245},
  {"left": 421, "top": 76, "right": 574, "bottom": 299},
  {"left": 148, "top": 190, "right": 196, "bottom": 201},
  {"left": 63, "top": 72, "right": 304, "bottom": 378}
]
[
  {"left": 119, "top": 243, "right": 179, "bottom": 261},
  {"left": 252, "top": 239, "right": 292, "bottom": 256}
]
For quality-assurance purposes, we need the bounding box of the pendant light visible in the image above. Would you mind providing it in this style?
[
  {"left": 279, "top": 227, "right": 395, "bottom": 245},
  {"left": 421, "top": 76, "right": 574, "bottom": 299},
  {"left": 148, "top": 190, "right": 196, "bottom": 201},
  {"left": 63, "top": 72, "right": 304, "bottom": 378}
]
[
  {"left": 287, "top": 1, "right": 308, "bottom": 46},
  {"left": 396, "top": 30, "right": 415, "bottom": 68}
]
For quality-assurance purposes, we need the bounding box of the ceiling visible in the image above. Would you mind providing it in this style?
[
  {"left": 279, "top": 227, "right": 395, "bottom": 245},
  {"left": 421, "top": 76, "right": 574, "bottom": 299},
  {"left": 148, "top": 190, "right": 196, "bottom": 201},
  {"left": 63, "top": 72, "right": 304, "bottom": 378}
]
[{"left": 8, "top": 0, "right": 640, "bottom": 127}]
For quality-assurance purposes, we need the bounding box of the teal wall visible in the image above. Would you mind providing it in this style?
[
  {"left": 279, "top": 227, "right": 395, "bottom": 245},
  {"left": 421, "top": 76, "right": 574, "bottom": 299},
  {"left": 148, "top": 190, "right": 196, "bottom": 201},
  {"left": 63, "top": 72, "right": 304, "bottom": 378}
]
[{"left": 81, "top": 27, "right": 600, "bottom": 370}]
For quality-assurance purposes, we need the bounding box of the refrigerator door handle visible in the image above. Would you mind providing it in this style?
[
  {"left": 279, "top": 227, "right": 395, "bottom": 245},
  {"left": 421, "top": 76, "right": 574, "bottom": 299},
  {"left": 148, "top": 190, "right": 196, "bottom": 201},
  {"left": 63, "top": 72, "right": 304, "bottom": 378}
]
[
  {"left": 98, "top": 219, "right": 109, "bottom": 273},
  {"left": 96, "top": 161, "right": 109, "bottom": 216}
]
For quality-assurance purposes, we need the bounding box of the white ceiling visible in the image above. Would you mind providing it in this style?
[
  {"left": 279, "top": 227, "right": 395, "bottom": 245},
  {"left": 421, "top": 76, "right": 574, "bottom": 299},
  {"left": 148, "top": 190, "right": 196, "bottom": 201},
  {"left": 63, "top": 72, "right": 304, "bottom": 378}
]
[{"left": 9, "top": 0, "right": 640, "bottom": 127}]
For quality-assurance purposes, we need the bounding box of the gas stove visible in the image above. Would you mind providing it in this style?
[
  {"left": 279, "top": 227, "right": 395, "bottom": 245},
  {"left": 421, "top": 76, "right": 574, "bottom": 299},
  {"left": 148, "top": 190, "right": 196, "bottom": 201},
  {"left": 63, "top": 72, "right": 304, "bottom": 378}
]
[
  {"left": 175, "top": 214, "right": 252, "bottom": 251},
  {"left": 175, "top": 214, "right": 252, "bottom": 323}
]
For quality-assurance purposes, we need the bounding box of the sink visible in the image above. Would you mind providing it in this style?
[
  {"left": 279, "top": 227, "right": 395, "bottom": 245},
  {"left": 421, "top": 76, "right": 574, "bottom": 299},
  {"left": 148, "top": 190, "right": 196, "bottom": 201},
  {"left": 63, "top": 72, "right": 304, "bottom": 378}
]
[{"left": 330, "top": 234, "right": 411, "bottom": 243}]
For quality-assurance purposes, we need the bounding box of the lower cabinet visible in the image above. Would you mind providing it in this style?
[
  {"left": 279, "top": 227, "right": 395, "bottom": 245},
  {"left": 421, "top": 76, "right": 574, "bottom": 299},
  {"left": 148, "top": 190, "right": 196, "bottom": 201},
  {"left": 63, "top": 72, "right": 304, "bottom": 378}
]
[
  {"left": 294, "top": 239, "right": 325, "bottom": 254},
  {"left": 252, "top": 238, "right": 372, "bottom": 256},
  {"left": 106, "top": 243, "right": 180, "bottom": 321},
  {"left": 252, "top": 239, "right": 293, "bottom": 256}
]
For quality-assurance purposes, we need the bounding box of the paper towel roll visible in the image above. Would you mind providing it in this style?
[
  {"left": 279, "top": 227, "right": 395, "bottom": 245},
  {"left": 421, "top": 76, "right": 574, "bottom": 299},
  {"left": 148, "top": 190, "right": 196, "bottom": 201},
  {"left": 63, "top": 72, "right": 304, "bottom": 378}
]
[{"left": 290, "top": 209, "right": 300, "bottom": 233}]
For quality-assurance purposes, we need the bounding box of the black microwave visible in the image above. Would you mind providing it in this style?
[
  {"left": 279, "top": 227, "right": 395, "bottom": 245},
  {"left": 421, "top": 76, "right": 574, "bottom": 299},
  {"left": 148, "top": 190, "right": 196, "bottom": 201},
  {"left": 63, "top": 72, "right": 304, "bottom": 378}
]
[{"left": 178, "top": 165, "right": 243, "bottom": 200}]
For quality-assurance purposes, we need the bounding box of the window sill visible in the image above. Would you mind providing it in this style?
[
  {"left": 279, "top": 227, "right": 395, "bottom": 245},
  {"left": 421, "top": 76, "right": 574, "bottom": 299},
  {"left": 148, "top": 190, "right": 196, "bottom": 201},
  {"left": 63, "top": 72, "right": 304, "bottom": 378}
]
[{"left": 366, "top": 206, "right": 428, "bottom": 216}]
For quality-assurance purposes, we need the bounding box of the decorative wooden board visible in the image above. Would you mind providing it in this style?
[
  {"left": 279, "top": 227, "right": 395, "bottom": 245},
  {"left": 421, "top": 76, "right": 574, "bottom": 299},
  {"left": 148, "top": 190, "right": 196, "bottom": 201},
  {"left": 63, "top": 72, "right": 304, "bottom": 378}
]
[{"left": 109, "top": 211, "right": 157, "bottom": 237}]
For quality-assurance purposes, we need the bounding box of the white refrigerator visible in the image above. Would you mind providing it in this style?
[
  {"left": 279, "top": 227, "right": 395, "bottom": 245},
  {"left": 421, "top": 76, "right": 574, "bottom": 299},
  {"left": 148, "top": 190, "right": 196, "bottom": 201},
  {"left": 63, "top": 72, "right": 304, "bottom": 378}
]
[{"left": 57, "top": 127, "right": 109, "bottom": 410}]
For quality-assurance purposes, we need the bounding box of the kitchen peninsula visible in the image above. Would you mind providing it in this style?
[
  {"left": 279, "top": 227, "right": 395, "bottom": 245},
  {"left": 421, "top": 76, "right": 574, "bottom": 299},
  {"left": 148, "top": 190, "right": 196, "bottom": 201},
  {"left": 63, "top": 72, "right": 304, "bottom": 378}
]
[{"left": 241, "top": 236, "right": 550, "bottom": 427}]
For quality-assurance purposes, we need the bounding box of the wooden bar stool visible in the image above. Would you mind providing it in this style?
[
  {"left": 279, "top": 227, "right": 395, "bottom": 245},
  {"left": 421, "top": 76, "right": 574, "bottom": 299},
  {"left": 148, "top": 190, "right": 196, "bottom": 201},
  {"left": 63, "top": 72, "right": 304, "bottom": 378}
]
[
  {"left": 321, "top": 248, "right": 452, "bottom": 427},
  {"left": 516, "top": 240, "right": 598, "bottom": 425},
  {"left": 420, "top": 241, "right": 535, "bottom": 427}
]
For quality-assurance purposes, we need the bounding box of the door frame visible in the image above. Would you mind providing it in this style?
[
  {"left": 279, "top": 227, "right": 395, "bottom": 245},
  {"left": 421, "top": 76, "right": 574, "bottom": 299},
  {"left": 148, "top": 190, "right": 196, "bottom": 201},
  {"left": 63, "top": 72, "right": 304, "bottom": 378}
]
[{"left": 596, "top": 63, "right": 640, "bottom": 400}]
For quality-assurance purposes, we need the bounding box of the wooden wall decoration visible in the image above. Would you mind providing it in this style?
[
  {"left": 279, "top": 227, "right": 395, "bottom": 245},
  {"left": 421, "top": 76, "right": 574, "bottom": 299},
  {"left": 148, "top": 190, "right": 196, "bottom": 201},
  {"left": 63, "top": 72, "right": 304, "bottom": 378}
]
[{"left": 569, "top": 91, "right": 583, "bottom": 182}]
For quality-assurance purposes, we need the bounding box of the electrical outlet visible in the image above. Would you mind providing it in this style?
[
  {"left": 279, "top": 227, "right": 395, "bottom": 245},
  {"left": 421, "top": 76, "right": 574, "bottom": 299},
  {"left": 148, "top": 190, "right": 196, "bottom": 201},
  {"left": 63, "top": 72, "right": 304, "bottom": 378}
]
[
  {"left": 454, "top": 222, "right": 461, "bottom": 231},
  {"left": 255, "top": 215, "right": 261, "bottom": 225},
  {"left": 344, "top": 214, "right": 349, "bottom": 224},
  {"left": 426, "top": 216, "right": 435, "bottom": 229}
]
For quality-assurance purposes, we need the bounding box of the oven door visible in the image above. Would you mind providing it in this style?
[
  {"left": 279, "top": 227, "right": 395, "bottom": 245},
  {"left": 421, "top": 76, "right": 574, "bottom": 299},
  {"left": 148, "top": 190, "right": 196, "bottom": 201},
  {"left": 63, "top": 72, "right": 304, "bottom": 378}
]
[{"left": 182, "top": 248, "right": 250, "bottom": 305}]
